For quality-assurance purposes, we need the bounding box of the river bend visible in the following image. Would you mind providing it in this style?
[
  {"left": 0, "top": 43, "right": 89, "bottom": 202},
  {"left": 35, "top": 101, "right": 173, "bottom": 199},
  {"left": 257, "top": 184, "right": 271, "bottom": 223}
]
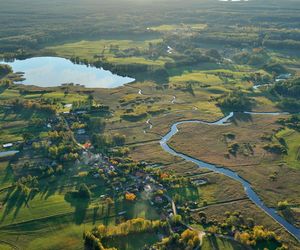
[{"left": 160, "top": 112, "right": 300, "bottom": 241}]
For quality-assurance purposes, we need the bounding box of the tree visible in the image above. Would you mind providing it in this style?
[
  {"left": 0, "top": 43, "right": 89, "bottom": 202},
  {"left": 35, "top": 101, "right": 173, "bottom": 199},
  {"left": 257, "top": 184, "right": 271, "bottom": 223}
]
[
  {"left": 48, "top": 146, "right": 58, "bottom": 159},
  {"left": 170, "top": 214, "right": 182, "bottom": 225},
  {"left": 0, "top": 64, "right": 12, "bottom": 77},
  {"left": 29, "top": 118, "right": 44, "bottom": 128},
  {"left": 206, "top": 49, "right": 221, "bottom": 60},
  {"left": 23, "top": 132, "right": 33, "bottom": 143},
  {"left": 125, "top": 192, "right": 136, "bottom": 201},
  {"left": 92, "top": 134, "right": 108, "bottom": 149},
  {"left": 263, "top": 63, "right": 288, "bottom": 75},
  {"left": 198, "top": 211, "right": 207, "bottom": 224},
  {"left": 217, "top": 90, "right": 253, "bottom": 111},
  {"left": 277, "top": 200, "right": 289, "bottom": 210},
  {"left": 88, "top": 117, "right": 106, "bottom": 133},
  {"left": 112, "top": 134, "right": 126, "bottom": 146}
]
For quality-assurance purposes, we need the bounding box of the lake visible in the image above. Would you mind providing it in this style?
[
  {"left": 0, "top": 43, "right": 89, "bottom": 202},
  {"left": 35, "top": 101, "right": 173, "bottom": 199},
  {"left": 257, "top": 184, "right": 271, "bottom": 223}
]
[{"left": 1, "top": 57, "right": 135, "bottom": 88}]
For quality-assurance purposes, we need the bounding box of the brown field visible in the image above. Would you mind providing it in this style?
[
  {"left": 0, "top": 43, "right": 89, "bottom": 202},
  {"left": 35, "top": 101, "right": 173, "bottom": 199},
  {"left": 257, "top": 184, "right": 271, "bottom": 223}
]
[{"left": 168, "top": 113, "right": 300, "bottom": 208}]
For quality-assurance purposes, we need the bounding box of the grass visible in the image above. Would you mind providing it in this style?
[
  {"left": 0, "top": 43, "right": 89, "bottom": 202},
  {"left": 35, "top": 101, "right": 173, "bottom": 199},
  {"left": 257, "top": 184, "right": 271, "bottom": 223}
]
[
  {"left": 108, "top": 56, "right": 169, "bottom": 66},
  {"left": 0, "top": 161, "right": 13, "bottom": 190},
  {"left": 168, "top": 185, "right": 200, "bottom": 204},
  {"left": 42, "top": 91, "right": 88, "bottom": 103},
  {"left": 170, "top": 72, "right": 223, "bottom": 85},
  {"left": 0, "top": 107, "right": 49, "bottom": 144},
  {"left": 0, "top": 244, "right": 12, "bottom": 250},
  {"left": 119, "top": 199, "right": 160, "bottom": 220},
  {"left": 149, "top": 23, "right": 207, "bottom": 32},
  {"left": 0, "top": 89, "right": 20, "bottom": 100},
  {"left": 45, "top": 39, "right": 170, "bottom": 66},
  {"left": 0, "top": 214, "right": 117, "bottom": 250},
  {"left": 0, "top": 149, "right": 159, "bottom": 249},
  {"left": 201, "top": 235, "right": 245, "bottom": 250},
  {"left": 0, "top": 192, "right": 75, "bottom": 226},
  {"left": 0, "top": 190, "right": 160, "bottom": 249},
  {"left": 164, "top": 173, "right": 245, "bottom": 208},
  {"left": 103, "top": 232, "right": 159, "bottom": 250},
  {"left": 276, "top": 128, "right": 300, "bottom": 169}
]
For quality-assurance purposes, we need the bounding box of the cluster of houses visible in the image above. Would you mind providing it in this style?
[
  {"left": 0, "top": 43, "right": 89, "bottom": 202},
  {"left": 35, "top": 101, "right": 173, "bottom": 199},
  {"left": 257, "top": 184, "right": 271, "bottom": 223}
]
[
  {"left": 275, "top": 73, "right": 292, "bottom": 82},
  {"left": 77, "top": 145, "right": 175, "bottom": 215},
  {"left": 59, "top": 107, "right": 185, "bottom": 218}
]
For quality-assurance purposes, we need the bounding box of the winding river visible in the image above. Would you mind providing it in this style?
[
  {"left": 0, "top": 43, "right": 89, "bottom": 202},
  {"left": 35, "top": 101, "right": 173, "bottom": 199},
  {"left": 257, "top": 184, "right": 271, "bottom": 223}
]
[{"left": 160, "top": 112, "right": 300, "bottom": 241}]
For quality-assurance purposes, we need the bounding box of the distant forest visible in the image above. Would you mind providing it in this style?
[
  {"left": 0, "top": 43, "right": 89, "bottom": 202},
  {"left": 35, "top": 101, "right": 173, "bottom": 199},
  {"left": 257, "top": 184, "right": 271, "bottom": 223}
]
[{"left": 0, "top": 0, "right": 300, "bottom": 52}]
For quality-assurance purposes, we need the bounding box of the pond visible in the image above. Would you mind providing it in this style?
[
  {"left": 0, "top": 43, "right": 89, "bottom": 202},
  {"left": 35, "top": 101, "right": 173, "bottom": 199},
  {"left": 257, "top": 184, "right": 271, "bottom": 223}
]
[{"left": 1, "top": 57, "right": 135, "bottom": 88}]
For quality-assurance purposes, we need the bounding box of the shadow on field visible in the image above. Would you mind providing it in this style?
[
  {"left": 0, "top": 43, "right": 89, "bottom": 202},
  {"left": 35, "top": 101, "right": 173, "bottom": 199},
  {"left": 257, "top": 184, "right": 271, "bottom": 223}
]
[
  {"left": 40, "top": 183, "right": 57, "bottom": 200},
  {"left": 1, "top": 165, "right": 13, "bottom": 185},
  {"left": 0, "top": 86, "right": 6, "bottom": 95},
  {"left": 64, "top": 192, "right": 89, "bottom": 224},
  {"left": 209, "top": 235, "right": 220, "bottom": 250},
  {"left": 1, "top": 186, "right": 38, "bottom": 222}
]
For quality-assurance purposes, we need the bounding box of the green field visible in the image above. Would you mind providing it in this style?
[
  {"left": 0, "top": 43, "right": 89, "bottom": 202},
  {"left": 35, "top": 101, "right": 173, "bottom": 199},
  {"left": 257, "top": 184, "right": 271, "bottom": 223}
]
[
  {"left": 149, "top": 23, "right": 207, "bottom": 32},
  {"left": 45, "top": 39, "right": 169, "bottom": 66},
  {"left": 201, "top": 235, "right": 245, "bottom": 250},
  {"left": 170, "top": 72, "right": 223, "bottom": 85},
  {"left": 276, "top": 128, "right": 300, "bottom": 169}
]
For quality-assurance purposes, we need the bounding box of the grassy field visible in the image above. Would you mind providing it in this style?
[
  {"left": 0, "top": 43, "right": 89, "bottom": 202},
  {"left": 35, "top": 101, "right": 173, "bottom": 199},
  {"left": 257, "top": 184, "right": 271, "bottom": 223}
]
[
  {"left": 0, "top": 161, "right": 13, "bottom": 190},
  {"left": 170, "top": 72, "right": 223, "bottom": 85},
  {"left": 0, "top": 170, "right": 160, "bottom": 249},
  {"left": 276, "top": 128, "right": 300, "bottom": 169},
  {"left": 201, "top": 235, "right": 246, "bottom": 250},
  {"left": 0, "top": 105, "right": 49, "bottom": 145},
  {"left": 45, "top": 39, "right": 171, "bottom": 66},
  {"left": 149, "top": 23, "right": 207, "bottom": 32},
  {"left": 167, "top": 172, "right": 246, "bottom": 207},
  {"left": 0, "top": 214, "right": 117, "bottom": 250}
]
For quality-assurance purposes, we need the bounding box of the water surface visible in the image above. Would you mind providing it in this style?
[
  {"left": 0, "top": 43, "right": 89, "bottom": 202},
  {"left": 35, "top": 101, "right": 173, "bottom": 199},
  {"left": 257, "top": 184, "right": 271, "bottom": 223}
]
[{"left": 1, "top": 57, "right": 134, "bottom": 88}]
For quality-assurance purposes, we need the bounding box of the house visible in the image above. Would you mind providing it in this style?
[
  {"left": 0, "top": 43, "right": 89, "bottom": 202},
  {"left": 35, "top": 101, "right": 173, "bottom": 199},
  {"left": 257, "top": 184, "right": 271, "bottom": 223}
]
[
  {"left": 83, "top": 142, "right": 92, "bottom": 149},
  {"left": 64, "top": 104, "right": 73, "bottom": 108},
  {"left": 75, "top": 110, "right": 87, "bottom": 115},
  {"left": 278, "top": 73, "right": 291, "bottom": 79},
  {"left": 276, "top": 73, "right": 292, "bottom": 82},
  {"left": 154, "top": 196, "right": 163, "bottom": 204},
  {"left": 144, "top": 184, "right": 152, "bottom": 192},
  {"left": 77, "top": 129, "right": 86, "bottom": 135},
  {"left": 135, "top": 171, "right": 146, "bottom": 178},
  {"left": 3, "top": 143, "right": 13, "bottom": 148},
  {"left": 93, "top": 173, "right": 100, "bottom": 178},
  {"left": 0, "top": 150, "right": 19, "bottom": 159}
]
